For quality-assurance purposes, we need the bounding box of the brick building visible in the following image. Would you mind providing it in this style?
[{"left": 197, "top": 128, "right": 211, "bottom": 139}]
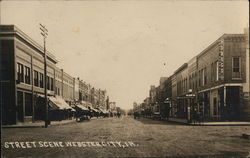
[
  {"left": 170, "top": 33, "right": 250, "bottom": 121},
  {"left": 0, "top": 25, "right": 111, "bottom": 125},
  {"left": 140, "top": 30, "right": 250, "bottom": 122},
  {"left": 0, "top": 25, "right": 57, "bottom": 124}
]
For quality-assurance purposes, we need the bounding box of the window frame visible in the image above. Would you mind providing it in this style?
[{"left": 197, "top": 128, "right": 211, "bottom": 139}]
[
  {"left": 17, "top": 63, "right": 24, "bottom": 83},
  {"left": 24, "top": 66, "right": 31, "bottom": 84},
  {"left": 39, "top": 73, "right": 44, "bottom": 88},
  {"left": 232, "top": 56, "right": 241, "bottom": 79},
  {"left": 34, "top": 70, "right": 39, "bottom": 87}
]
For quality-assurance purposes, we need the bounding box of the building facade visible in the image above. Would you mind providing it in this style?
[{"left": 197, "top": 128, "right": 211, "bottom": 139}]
[
  {"left": 172, "top": 33, "right": 250, "bottom": 121},
  {"left": 139, "top": 30, "right": 250, "bottom": 122},
  {"left": 0, "top": 25, "right": 111, "bottom": 125},
  {"left": 0, "top": 25, "right": 57, "bottom": 124}
]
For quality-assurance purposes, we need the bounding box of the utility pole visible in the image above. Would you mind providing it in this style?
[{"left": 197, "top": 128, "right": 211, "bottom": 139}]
[{"left": 40, "top": 23, "right": 49, "bottom": 128}]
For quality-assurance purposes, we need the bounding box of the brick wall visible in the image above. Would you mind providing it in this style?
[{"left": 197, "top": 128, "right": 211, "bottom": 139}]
[{"left": 223, "top": 35, "right": 246, "bottom": 83}]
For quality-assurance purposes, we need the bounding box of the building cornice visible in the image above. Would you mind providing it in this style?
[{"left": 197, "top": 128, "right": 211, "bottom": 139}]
[{"left": 0, "top": 25, "right": 58, "bottom": 63}]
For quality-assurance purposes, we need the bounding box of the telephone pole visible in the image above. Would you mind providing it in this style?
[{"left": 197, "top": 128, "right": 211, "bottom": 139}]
[{"left": 39, "top": 23, "right": 49, "bottom": 128}]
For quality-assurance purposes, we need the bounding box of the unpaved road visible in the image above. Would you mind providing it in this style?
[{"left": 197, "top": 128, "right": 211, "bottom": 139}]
[{"left": 2, "top": 116, "right": 250, "bottom": 158}]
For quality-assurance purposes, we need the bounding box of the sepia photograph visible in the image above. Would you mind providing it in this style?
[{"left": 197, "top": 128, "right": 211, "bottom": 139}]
[{"left": 0, "top": 0, "right": 249, "bottom": 157}]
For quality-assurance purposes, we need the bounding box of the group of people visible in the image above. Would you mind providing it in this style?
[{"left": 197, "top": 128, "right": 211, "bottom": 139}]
[
  {"left": 191, "top": 108, "right": 203, "bottom": 125},
  {"left": 132, "top": 106, "right": 204, "bottom": 125}
]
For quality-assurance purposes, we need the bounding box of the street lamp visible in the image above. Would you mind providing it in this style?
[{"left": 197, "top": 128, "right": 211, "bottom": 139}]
[{"left": 39, "top": 23, "right": 49, "bottom": 128}]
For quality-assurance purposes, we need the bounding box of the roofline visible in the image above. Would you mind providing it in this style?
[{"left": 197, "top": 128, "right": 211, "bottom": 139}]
[
  {"left": 173, "top": 33, "right": 245, "bottom": 74},
  {"left": 0, "top": 25, "right": 58, "bottom": 63},
  {"left": 196, "top": 34, "right": 224, "bottom": 59},
  {"left": 174, "top": 63, "right": 188, "bottom": 74},
  {"left": 197, "top": 33, "right": 244, "bottom": 59}
]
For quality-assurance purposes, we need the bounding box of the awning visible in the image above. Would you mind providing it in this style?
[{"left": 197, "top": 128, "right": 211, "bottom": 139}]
[
  {"left": 48, "top": 96, "right": 75, "bottom": 111},
  {"left": 102, "top": 109, "right": 109, "bottom": 114},
  {"left": 97, "top": 108, "right": 108, "bottom": 114},
  {"left": 87, "top": 102, "right": 92, "bottom": 107},
  {"left": 88, "top": 106, "right": 99, "bottom": 113},
  {"left": 80, "top": 101, "right": 88, "bottom": 106},
  {"left": 75, "top": 104, "right": 89, "bottom": 111},
  {"left": 93, "top": 108, "right": 99, "bottom": 113}
]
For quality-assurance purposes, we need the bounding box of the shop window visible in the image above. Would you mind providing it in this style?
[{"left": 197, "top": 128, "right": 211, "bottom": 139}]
[
  {"left": 25, "top": 93, "right": 32, "bottom": 116},
  {"left": 0, "top": 60, "right": 9, "bottom": 80},
  {"left": 232, "top": 57, "right": 241, "bottom": 79},
  {"left": 34, "top": 70, "right": 39, "bottom": 87},
  {"left": 213, "top": 97, "right": 217, "bottom": 115},
  {"left": 17, "top": 91, "right": 24, "bottom": 122},
  {"left": 17, "top": 63, "right": 24, "bottom": 83},
  {"left": 24, "top": 66, "right": 31, "bottom": 84}
]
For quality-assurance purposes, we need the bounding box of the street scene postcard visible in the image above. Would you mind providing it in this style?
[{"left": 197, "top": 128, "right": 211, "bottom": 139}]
[{"left": 0, "top": 0, "right": 250, "bottom": 158}]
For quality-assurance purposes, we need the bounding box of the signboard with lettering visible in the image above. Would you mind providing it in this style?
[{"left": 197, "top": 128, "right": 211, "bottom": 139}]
[{"left": 218, "top": 40, "right": 224, "bottom": 80}]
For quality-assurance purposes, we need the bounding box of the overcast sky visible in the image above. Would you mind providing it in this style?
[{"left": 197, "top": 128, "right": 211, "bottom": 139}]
[{"left": 1, "top": 0, "right": 249, "bottom": 109}]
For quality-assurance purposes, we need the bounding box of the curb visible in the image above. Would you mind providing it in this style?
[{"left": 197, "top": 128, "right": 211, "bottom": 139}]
[
  {"left": 2, "top": 120, "right": 77, "bottom": 129},
  {"left": 2, "top": 125, "right": 44, "bottom": 128},
  {"left": 165, "top": 119, "right": 250, "bottom": 126}
]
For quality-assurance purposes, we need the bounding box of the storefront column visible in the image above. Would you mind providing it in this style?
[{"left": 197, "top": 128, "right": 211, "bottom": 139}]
[
  {"left": 202, "top": 93, "right": 205, "bottom": 117},
  {"left": 187, "top": 98, "right": 191, "bottom": 123},
  {"left": 224, "top": 86, "right": 226, "bottom": 107},
  {"left": 22, "top": 91, "right": 25, "bottom": 122},
  {"left": 31, "top": 56, "right": 35, "bottom": 122}
]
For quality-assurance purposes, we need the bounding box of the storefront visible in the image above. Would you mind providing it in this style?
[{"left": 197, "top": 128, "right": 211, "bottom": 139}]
[
  {"left": 48, "top": 96, "right": 75, "bottom": 121},
  {"left": 16, "top": 91, "right": 33, "bottom": 122},
  {"left": 197, "top": 85, "right": 243, "bottom": 121}
]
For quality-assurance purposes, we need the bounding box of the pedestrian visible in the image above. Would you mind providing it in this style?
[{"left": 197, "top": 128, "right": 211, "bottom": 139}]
[
  {"left": 192, "top": 108, "right": 197, "bottom": 125},
  {"left": 197, "top": 111, "right": 202, "bottom": 125}
]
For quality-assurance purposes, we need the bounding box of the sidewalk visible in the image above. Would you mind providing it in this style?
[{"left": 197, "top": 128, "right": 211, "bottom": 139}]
[
  {"left": 193, "top": 121, "right": 250, "bottom": 126},
  {"left": 2, "top": 119, "right": 77, "bottom": 128},
  {"left": 167, "top": 117, "right": 250, "bottom": 126}
]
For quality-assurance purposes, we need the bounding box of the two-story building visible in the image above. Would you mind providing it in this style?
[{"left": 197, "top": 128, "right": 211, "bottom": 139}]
[{"left": 0, "top": 25, "right": 57, "bottom": 124}]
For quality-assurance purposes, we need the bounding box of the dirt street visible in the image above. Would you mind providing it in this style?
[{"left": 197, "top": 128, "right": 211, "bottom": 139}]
[{"left": 2, "top": 116, "right": 250, "bottom": 158}]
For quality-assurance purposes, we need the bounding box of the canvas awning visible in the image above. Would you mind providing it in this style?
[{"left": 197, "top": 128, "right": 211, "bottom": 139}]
[
  {"left": 75, "top": 104, "right": 89, "bottom": 111},
  {"left": 97, "top": 108, "right": 108, "bottom": 114},
  {"left": 80, "top": 101, "right": 88, "bottom": 106},
  {"left": 48, "top": 96, "right": 75, "bottom": 111},
  {"left": 88, "top": 106, "right": 99, "bottom": 113}
]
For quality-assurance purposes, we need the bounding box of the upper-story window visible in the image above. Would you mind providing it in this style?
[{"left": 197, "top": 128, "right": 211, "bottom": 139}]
[
  {"left": 17, "top": 63, "right": 24, "bottom": 83},
  {"left": 34, "top": 70, "right": 39, "bottom": 87},
  {"left": 204, "top": 67, "right": 207, "bottom": 85},
  {"left": 46, "top": 76, "right": 50, "bottom": 90},
  {"left": 211, "top": 63, "right": 214, "bottom": 82},
  {"left": 50, "top": 77, "right": 54, "bottom": 91},
  {"left": 189, "top": 75, "right": 191, "bottom": 90},
  {"left": 232, "top": 57, "right": 241, "bottom": 79},
  {"left": 198, "top": 70, "right": 201, "bottom": 87},
  {"left": 39, "top": 73, "right": 44, "bottom": 88},
  {"left": 24, "top": 66, "right": 31, "bottom": 84}
]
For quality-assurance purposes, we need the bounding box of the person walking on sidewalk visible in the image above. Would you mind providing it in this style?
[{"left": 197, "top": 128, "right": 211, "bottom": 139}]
[{"left": 192, "top": 108, "right": 197, "bottom": 125}]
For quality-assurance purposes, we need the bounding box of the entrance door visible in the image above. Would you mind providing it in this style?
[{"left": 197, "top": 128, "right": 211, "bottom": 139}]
[
  {"left": 226, "top": 86, "right": 241, "bottom": 120},
  {"left": 24, "top": 93, "right": 32, "bottom": 116},
  {"left": 17, "top": 91, "right": 24, "bottom": 122},
  {"left": 213, "top": 97, "right": 218, "bottom": 118}
]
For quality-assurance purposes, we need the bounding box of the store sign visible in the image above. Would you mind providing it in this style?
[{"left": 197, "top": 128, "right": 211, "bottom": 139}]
[
  {"left": 218, "top": 40, "right": 224, "bottom": 80},
  {"left": 186, "top": 94, "right": 195, "bottom": 97}
]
